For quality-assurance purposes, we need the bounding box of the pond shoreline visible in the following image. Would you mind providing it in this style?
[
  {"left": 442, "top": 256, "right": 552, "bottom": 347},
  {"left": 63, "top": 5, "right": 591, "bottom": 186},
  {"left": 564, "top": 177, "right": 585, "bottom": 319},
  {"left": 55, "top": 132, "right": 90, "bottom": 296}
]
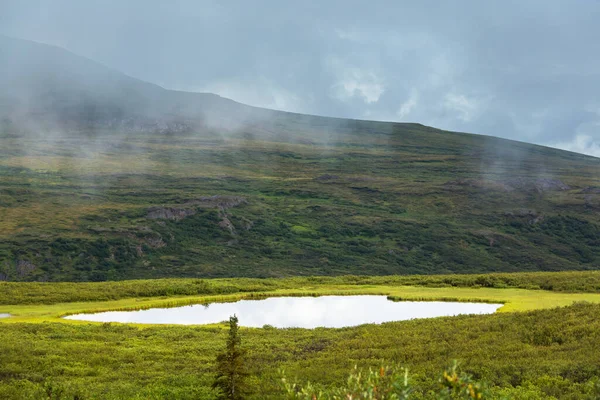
[{"left": 63, "top": 295, "right": 502, "bottom": 328}]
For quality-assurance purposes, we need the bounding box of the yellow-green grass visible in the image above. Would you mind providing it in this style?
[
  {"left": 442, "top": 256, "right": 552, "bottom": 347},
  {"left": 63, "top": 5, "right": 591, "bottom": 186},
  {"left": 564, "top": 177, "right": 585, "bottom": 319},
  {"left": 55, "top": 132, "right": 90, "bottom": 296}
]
[{"left": 3, "top": 285, "right": 600, "bottom": 325}]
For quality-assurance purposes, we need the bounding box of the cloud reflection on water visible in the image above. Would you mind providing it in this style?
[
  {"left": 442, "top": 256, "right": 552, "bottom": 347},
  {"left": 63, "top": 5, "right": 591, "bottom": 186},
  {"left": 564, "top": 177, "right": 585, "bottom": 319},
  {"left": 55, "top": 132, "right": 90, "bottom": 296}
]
[{"left": 64, "top": 296, "right": 502, "bottom": 328}]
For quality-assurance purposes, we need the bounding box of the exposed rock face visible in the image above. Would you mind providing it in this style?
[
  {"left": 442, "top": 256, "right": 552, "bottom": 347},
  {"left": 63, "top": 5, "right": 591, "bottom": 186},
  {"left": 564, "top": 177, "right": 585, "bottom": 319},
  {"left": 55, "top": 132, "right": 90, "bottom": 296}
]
[
  {"left": 146, "top": 195, "right": 248, "bottom": 221},
  {"left": 16, "top": 260, "right": 36, "bottom": 277},
  {"left": 146, "top": 196, "right": 247, "bottom": 220},
  {"left": 219, "top": 217, "right": 236, "bottom": 234},
  {"left": 147, "top": 207, "right": 196, "bottom": 221},
  {"left": 146, "top": 195, "right": 248, "bottom": 235}
]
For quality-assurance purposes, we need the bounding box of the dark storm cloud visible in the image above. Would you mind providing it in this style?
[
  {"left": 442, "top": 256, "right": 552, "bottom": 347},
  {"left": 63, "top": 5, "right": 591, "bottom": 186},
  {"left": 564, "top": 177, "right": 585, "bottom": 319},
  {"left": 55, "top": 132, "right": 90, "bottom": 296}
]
[{"left": 1, "top": 0, "right": 600, "bottom": 155}]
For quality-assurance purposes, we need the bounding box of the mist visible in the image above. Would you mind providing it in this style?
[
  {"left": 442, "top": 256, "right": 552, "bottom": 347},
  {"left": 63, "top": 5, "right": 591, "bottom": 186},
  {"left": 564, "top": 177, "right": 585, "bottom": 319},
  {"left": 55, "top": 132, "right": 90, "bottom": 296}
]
[{"left": 1, "top": 1, "right": 600, "bottom": 156}]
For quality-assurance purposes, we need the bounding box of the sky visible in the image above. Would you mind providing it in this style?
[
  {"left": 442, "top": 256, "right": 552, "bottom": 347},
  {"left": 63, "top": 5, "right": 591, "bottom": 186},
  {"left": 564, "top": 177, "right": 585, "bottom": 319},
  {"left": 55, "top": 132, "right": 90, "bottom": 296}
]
[{"left": 1, "top": 0, "right": 600, "bottom": 156}]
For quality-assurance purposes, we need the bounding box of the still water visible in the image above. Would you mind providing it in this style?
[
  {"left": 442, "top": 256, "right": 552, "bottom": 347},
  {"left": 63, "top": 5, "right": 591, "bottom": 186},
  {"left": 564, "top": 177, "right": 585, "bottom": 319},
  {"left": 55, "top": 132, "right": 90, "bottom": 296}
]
[
  {"left": 64, "top": 296, "right": 502, "bottom": 328},
  {"left": 0, "top": 313, "right": 9, "bottom": 318}
]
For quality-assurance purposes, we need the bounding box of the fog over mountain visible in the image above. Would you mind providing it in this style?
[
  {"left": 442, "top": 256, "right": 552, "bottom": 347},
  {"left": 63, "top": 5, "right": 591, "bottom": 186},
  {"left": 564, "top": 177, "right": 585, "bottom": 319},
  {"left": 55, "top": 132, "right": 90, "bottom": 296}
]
[
  {"left": 0, "top": 35, "right": 271, "bottom": 134},
  {"left": 1, "top": 0, "right": 600, "bottom": 156}
]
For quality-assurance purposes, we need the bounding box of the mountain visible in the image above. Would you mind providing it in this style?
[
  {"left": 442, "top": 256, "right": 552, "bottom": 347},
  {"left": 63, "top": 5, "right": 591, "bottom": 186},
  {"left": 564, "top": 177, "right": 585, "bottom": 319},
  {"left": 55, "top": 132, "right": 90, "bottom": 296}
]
[
  {"left": 0, "top": 35, "right": 271, "bottom": 133},
  {"left": 1, "top": 36, "right": 600, "bottom": 282}
]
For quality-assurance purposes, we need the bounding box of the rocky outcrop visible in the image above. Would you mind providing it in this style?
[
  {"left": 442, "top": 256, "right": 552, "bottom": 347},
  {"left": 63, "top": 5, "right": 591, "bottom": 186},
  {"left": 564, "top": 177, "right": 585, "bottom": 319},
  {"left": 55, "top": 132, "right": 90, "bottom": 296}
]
[
  {"left": 16, "top": 260, "right": 36, "bottom": 277},
  {"left": 147, "top": 196, "right": 247, "bottom": 221},
  {"left": 219, "top": 217, "right": 236, "bottom": 234},
  {"left": 146, "top": 195, "right": 248, "bottom": 235},
  {"left": 147, "top": 207, "right": 197, "bottom": 221}
]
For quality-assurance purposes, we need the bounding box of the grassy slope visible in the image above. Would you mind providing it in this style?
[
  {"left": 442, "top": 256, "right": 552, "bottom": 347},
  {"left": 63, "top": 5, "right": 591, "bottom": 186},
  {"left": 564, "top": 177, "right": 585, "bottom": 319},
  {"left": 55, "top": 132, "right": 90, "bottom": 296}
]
[
  {"left": 2, "top": 118, "right": 600, "bottom": 281},
  {"left": 2, "top": 273, "right": 600, "bottom": 398}
]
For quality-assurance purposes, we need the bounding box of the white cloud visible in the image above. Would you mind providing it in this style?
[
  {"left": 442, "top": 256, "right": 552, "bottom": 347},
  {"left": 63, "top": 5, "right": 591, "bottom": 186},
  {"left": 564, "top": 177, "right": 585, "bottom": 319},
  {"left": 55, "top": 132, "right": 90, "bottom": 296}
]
[
  {"left": 552, "top": 115, "right": 600, "bottom": 157},
  {"left": 196, "top": 78, "right": 303, "bottom": 112},
  {"left": 553, "top": 134, "right": 600, "bottom": 157},
  {"left": 334, "top": 76, "right": 384, "bottom": 104},
  {"left": 443, "top": 93, "right": 479, "bottom": 122},
  {"left": 397, "top": 89, "right": 419, "bottom": 120},
  {"left": 327, "top": 57, "right": 385, "bottom": 104}
]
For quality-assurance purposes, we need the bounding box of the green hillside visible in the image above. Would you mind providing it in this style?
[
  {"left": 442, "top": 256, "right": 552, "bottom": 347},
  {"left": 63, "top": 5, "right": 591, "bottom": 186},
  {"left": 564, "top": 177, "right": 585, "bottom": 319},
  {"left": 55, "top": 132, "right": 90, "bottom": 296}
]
[
  {"left": 1, "top": 35, "right": 600, "bottom": 282},
  {"left": 2, "top": 116, "right": 600, "bottom": 281}
]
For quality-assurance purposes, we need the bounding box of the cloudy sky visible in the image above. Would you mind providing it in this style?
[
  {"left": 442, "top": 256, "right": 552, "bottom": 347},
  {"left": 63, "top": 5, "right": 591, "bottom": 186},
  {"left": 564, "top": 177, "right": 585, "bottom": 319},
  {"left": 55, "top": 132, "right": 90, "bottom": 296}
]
[{"left": 1, "top": 0, "right": 600, "bottom": 155}]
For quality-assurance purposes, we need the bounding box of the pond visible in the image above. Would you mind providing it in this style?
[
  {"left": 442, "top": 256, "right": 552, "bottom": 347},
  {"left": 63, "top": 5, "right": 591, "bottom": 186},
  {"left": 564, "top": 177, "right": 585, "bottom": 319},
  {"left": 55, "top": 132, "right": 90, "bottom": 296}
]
[
  {"left": 0, "top": 314, "right": 10, "bottom": 318},
  {"left": 64, "top": 296, "right": 502, "bottom": 328}
]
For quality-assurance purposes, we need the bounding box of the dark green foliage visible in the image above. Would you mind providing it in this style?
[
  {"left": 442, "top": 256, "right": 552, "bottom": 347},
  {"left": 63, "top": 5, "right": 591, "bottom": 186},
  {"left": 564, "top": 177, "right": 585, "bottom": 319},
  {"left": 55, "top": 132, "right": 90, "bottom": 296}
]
[{"left": 213, "top": 315, "right": 249, "bottom": 400}]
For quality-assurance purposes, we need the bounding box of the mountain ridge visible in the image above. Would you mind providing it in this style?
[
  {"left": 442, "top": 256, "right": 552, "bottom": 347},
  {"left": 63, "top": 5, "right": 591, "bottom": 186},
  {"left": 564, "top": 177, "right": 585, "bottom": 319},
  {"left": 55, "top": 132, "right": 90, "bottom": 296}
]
[{"left": 2, "top": 34, "right": 598, "bottom": 161}]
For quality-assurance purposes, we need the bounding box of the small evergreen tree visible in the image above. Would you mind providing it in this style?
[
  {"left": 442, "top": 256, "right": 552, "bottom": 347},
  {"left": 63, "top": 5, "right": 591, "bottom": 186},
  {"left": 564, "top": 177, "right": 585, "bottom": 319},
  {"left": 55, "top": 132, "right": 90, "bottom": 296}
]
[{"left": 212, "top": 315, "right": 249, "bottom": 399}]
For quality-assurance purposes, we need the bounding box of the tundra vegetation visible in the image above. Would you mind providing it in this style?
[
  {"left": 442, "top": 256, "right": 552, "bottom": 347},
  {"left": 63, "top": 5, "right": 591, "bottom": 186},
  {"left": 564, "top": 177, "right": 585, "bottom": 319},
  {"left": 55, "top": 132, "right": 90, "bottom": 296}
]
[
  {"left": 1, "top": 272, "right": 600, "bottom": 399},
  {"left": 2, "top": 119, "right": 600, "bottom": 282}
]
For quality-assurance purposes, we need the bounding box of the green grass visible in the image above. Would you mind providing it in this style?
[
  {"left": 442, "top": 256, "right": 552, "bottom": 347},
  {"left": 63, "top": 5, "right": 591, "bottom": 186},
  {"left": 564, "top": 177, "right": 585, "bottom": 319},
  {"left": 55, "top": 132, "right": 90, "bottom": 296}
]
[
  {"left": 2, "top": 274, "right": 600, "bottom": 398},
  {"left": 3, "top": 270, "right": 600, "bottom": 305},
  {"left": 2, "top": 120, "right": 600, "bottom": 281}
]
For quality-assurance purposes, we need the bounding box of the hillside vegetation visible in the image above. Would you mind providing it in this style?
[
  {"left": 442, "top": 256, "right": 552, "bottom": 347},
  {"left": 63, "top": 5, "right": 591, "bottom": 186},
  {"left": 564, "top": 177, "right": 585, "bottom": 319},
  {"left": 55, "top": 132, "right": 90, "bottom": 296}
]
[
  {"left": 2, "top": 120, "right": 600, "bottom": 281},
  {"left": 2, "top": 276, "right": 600, "bottom": 399},
  {"left": 1, "top": 36, "right": 600, "bottom": 281}
]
